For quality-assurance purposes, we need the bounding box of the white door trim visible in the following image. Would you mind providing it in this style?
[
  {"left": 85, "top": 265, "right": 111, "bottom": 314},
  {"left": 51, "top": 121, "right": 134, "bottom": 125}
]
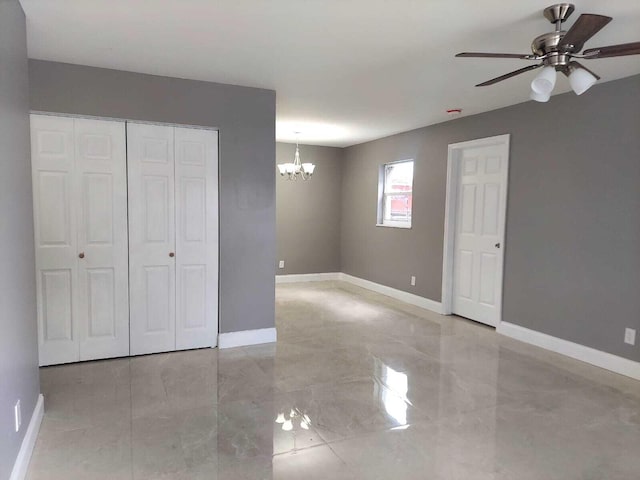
[
  {"left": 441, "top": 134, "right": 510, "bottom": 325},
  {"left": 30, "top": 110, "right": 220, "bottom": 132}
]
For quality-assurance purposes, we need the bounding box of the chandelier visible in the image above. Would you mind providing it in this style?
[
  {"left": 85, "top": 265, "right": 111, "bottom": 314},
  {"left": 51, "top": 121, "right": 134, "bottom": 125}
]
[{"left": 277, "top": 134, "right": 315, "bottom": 180}]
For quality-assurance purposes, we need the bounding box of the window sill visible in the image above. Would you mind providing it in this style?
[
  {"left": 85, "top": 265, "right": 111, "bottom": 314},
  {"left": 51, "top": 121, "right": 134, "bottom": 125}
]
[{"left": 376, "top": 223, "right": 412, "bottom": 229}]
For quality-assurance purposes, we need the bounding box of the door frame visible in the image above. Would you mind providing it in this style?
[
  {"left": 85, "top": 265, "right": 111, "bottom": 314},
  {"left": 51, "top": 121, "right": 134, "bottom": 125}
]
[{"left": 441, "top": 134, "right": 510, "bottom": 325}]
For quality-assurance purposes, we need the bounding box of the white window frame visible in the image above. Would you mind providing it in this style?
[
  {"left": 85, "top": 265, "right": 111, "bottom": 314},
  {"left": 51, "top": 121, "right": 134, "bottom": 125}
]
[{"left": 377, "top": 159, "right": 414, "bottom": 229}]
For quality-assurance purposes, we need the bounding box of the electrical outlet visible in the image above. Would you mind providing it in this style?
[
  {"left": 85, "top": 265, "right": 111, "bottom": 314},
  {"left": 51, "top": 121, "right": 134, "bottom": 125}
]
[
  {"left": 410, "top": 275, "right": 416, "bottom": 286},
  {"left": 278, "top": 260, "right": 285, "bottom": 269},
  {"left": 14, "top": 400, "right": 21, "bottom": 432},
  {"left": 624, "top": 328, "right": 636, "bottom": 346}
]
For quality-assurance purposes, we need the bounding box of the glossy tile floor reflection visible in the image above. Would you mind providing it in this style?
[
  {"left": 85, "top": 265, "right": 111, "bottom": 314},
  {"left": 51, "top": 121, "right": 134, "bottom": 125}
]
[{"left": 28, "top": 281, "right": 640, "bottom": 479}]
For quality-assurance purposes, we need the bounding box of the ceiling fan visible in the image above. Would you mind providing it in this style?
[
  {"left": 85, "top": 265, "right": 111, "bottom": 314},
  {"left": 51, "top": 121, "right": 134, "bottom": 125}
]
[{"left": 456, "top": 3, "right": 640, "bottom": 101}]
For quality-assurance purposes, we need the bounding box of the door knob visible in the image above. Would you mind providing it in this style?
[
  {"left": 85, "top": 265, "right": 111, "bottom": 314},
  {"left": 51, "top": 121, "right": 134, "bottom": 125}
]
[
  {"left": 78, "top": 252, "right": 85, "bottom": 259},
  {"left": 495, "top": 243, "right": 501, "bottom": 249},
  {"left": 169, "top": 252, "right": 175, "bottom": 257}
]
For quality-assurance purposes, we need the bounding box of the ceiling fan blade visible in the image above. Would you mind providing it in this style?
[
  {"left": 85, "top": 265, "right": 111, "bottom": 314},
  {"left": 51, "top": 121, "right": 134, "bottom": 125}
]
[
  {"left": 561, "top": 61, "right": 601, "bottom": 80},
  {"left": 582, "top": 41, "right": 640, "bottom": 58},
  {"left": 475, "top": 64, "right": 542, "bottom": 87},
  {"left": 559, "top": 14, "right": 612, "bottom": 51},
  {"left": 456, "top": 52, "right": 536, "bottom": 60}
]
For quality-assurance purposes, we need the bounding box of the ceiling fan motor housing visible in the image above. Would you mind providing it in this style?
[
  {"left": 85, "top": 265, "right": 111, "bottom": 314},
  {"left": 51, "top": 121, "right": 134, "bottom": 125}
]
[
  {"left": 543, "top": 3, "right": 575, "bottom": 24},
  {"left": 534, "top": 4, "right": 579, "bottom": 68},
  {"left": 532, "top": 32, "right": 572, "bottom": 69}
]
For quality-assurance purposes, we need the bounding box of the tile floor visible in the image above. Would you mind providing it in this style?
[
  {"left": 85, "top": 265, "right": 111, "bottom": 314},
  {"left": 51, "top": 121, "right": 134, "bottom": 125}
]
[{"left": 27, "top": 281, "right": 640, "bottom": 479}]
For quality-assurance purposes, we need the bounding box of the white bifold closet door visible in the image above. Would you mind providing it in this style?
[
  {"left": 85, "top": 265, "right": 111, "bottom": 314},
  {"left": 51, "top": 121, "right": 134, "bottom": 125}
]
[
  {"left": 31, "top": 114, "right": 129, "bottom": 366},
  {"left": 127, "top": 123, "right": 218, "bottom": 355},
  {"left": 174, "top": 127, "right": 219, "bottom": 350}
]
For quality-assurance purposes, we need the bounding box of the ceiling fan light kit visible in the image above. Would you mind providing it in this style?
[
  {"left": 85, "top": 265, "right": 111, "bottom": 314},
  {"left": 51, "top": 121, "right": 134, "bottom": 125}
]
[
  {"left": 530, "top": 89, "right": 551, "bottom": 103},
  {"left": 568, "top": 66, "right": 598, "bottom": 95},
  {"left": 456, "top": 3, "right": 640, "bottom": 102},
  {"left": 531, "top": 66, "right": 557, "bottom": 95}
]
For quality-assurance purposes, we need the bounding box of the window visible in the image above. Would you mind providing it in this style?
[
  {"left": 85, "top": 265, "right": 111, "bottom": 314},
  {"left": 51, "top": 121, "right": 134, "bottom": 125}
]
[{"left": 377, "top": 159, "right": 413, "bottom": 228}]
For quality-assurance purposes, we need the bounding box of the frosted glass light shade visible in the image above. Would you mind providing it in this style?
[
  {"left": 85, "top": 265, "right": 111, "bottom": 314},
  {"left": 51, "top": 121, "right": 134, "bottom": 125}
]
[
  {"left": 284, "top": 163, "right": 295, "bottom": 174},
  {"left": 569, "top": 67, "right": 597, "bottom": 95},
  {"left": 531, "top": 66, "right": 557, "bottom": 95},
  {"left": 530, "top": 89, "right": 550, "bottom": 103},
  {"left": 277, "top": 164, "right": 287, "bottom": 175},
  {"left": 302, "top": 163, "right": 315, "bottom": 174},
  {"left": 282, "top": 419, "right": 293, "bottom": 431}
]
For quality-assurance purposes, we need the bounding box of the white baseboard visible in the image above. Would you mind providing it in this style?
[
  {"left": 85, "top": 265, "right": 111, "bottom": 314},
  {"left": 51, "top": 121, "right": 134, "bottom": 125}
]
[
  {"left": 274, "top": 274, "right": 640, "bottom": 381},
  {"left": 218, "top": 327, "right": 277, "bottom": 349},
  {"left": 497, "top": 321, "right": 640, "bottom": 381},
  {"left": 10, "top": 394, "right": 44, "bottom": 480},
  {"left": 339, "top": 273, "right": 444, "bottom": 315},
  {"left": 276, "top": 272, "right": 341, "bottom": 284},
  {"left": 275, "top": 271, "right": 444, "bottom": 315}
]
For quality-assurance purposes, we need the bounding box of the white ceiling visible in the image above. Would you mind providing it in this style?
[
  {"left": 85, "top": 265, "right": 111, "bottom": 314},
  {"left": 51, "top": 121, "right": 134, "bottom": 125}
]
[{"left": 20, "top": 0, "right": 640, "bottom": 147}]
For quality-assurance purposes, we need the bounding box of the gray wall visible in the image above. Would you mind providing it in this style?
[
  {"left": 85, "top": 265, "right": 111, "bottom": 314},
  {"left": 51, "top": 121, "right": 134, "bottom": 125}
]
[
  {"left": 341, "top": 131, "right": 446, "bottom": 299},
  {"left": 276, "top": 142, "right": 342, "bottom": 274},
  {"left": 341, "top": 74, "right": 640, "bottom": 362},
  {"left": 29, "top": 60, "right": 276, "bottom": 334},
  {"left": 0, "top": 1, "right": 40, "bottom": 477}
]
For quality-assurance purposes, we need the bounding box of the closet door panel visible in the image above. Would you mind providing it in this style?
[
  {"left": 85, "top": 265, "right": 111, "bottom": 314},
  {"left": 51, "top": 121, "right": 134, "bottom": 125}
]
[
  {"left": 175, "top": 127, "right": 218, "bottom": 350},
  {"left": 75, "top": 118, "right": 129, "bottom": 361},
  {"left": 31, "top": 114, "right": 79, "bottom": 365},
  {"left": 128, "top": 123, "right": 176, "bottom": 355}
]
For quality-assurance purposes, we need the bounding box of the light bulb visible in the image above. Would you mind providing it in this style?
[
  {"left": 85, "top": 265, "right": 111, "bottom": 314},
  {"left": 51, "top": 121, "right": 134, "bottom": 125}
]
[
  {"left": 569, "top": 67, "right": 597, "bottom": 95},
  {"left": 531, "top": 66, "right": 557, "bottom": 95}
]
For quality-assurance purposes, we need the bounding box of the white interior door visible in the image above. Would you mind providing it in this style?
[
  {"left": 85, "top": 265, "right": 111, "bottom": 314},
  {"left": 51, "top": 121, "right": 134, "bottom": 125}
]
[
  {"left": 127, "top": 123, "right": 176, "bottom": 355},
  {"left": 174, "top": 127, "right": 218, "bottom": 349},
  {"left": 31, "top": 115, "right": 79, "bottom": 365},
  {"left": 75, "top": 118, "right": 129, "bottom": 361},
  {"left": 451, "top": 140, "right": 508, "bottom": 326}
]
